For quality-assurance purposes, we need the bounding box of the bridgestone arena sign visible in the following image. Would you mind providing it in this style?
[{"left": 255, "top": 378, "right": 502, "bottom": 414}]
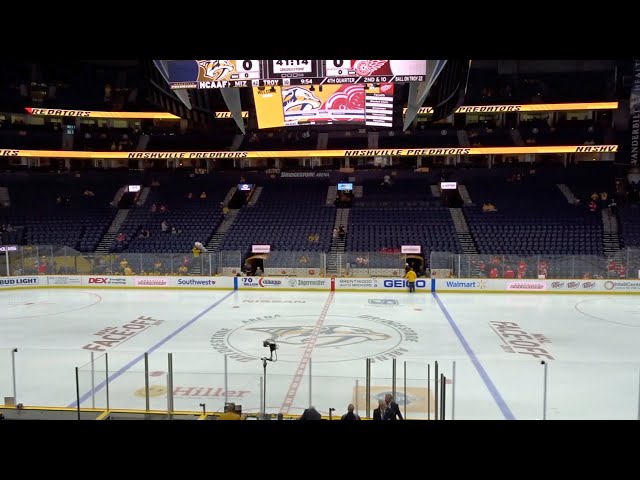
[{"left": 0, "top": 145, "right": 620, "bottom": 160}]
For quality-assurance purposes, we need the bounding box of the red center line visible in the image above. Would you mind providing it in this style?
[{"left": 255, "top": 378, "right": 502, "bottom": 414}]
[{"left": 279, "top": 292, "right": 335, "bottom": 415}]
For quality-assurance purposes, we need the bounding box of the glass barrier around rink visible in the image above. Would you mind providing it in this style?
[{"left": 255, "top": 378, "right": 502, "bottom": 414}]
[
  {"left": 345, "top": 252, "right": 409, "bottom": 278},
  {"left": 3, "top": 246, "right": 243, "bottom": 277},
  {"left": 0, "top": 348, "right": 13, "bottom": 404},
  {"left": 430, "top": 249, "right": 640, "bottom": 280},
  {"left": 262, "top": 251, "right": 326, "bottom": 277}
]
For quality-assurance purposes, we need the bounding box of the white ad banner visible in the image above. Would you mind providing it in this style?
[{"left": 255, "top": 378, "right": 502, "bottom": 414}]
[
  {"left": 169, "top": 277, "right": 234, "bottom": 289},
  {"left": 0, "top": 276, "right": 41, "bottom": 287},
  {"left": 134, "top": 277, "right": 170, "bottom": 287},
  {"left": 82, "top": 276, "right": 132, "bottom": 286},
  {"left": 437, "top": 278, "right": 640, "bottom": 293},
  {"left": 336, "top": 278, "right": 381, "bottom": 289},
  {"left": 401, "top": 245, "right": 421, "bottom": 254},
  {"left": 238, "top": 277, "right": 330, "bottom": 290},
  {"left": 602, "top": 280, "right": 640, "bottom": 291},
  {"left": 47, "top": 276, "right": 82, "bottom": 286}
]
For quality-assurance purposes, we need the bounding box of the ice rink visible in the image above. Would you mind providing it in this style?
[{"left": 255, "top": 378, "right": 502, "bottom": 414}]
[{"left": 1, "top": 287, "right": 639, "bottom": 420}]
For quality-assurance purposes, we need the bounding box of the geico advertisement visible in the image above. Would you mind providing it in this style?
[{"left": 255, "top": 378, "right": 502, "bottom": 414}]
[{"left": 0, "top": 145, "right": 620, "bottom": 159}]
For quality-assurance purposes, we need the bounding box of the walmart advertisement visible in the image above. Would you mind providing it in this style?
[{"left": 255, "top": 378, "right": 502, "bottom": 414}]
[{"left": 253, "top": 84, "right": 394, "bottom": 129}]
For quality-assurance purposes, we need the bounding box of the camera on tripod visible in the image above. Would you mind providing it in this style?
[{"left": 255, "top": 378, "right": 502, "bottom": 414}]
[{"left": 263, "top": 339, "right": 277, "bottom": 352}]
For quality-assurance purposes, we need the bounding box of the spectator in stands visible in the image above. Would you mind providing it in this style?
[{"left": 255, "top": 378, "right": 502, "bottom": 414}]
[
  {"left": 124, "top": 265, "right": 134, "bottom": 275},
  {"left": 504, "top": 265, "right": 515, "bottom": 278},
  {"left": 383, "top": 174, "right": 391, "bottom": 186},
  {"left": 608, "top": 198, "right": 617, "bottom": 216},
  {"left": 178, "top": 264, "right": 188, "bottom": 275},
  {"left": 199, "top": 191, "right": 207, "bottom": 199},
  {"left": 161, "top": 221, "right": 169, "bottom": 233},
  {"left": 332, "top": 227, "right": 338, "bottom": 239},
  {"left": 192, "top": 245, "right": 201, "bottom": 257},
  {"left": 151, "top": 203, "right": 157, "bottom": 213},
  {"left": 405, "top": 267, "right": 417, "bottom": 293},
  {"left": 83, "top": 188, "right": 95, "bottom": 197},
  {"left": 195, "top": 242, "right": 207, "bottom": 253},
  {"left": 255, "top": 266, "right": 263, "bottom": 276},
  {"left": 489, "top": 267, "right": 499, "bottom": 278},
  {"left": 590, "top": 192, "right": 599, "bottom": 202},
  {"left": 299, "top": 255, "right": 308, "bottom": 265},
  {"left": 159, "top": 204, "right": 167, "bottom": 213},
  {"left": 341, "top": 404, "right": 361, "bottom": 420},
  {"left": 186, "top": 192, "right": 193, "bottom": 199},
  {"left": 37, "top": 261, "right": 47, "bottom": 275},
  {"left": 482, "top": 202, "right": 497, "bottom": 212},
  {"left": 600, "top": 192, "right": 608, "bottom": 204},
  {"left": 171, "top": 226, "right": 179, "bottom": 235},
  {"left": 222, "top": 205, "right": 229, "bottom": 216},
  {"left": 538, "top": 260, "right": 549, "bottom": 278},
  {"left": 588, "top": 199, "right": 597, "bottom": 213},
  {"left": 517, "top": 260, "right": 527, "bottom": 279},
  {"left": 116, "top": 232, "right": 126, "bottom": 242},
  {"left": 4, "top": 224, "right": 12, "bottom": 232},
  {"left": 338, "top": 226, "right": 346, "bottom": 239}
]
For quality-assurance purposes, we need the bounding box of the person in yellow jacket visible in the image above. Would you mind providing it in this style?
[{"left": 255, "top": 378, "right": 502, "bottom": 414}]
[
  {"left": 405, "top": 268, "right": 417, "bottom": 293},
  {"left": 218, "top": 403, "right": 243, "bottom": 420}
]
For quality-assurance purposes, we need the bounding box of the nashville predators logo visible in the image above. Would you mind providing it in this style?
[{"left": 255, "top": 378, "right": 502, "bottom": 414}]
[
  {"left": 282, "top": 87, "right": 322, "bottom": 112},
  {"left": 197, "top": 60, "right": 235, "bottom": 81},
  {"left": 247, "top": 325, "right": 391, "bottom": 348}
]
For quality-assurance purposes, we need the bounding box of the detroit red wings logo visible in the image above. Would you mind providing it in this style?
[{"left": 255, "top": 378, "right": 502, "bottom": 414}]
[
  {"left": 325, "top": 85, "right": 365, "bottom": 111},
  {"left": 354, "top": 60, "right": 388, "bottom": 76}
]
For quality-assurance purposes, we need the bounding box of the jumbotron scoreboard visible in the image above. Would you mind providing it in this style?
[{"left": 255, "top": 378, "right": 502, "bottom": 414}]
[{"left": 166, "top": 60, "right": 427, "bottom": 89}]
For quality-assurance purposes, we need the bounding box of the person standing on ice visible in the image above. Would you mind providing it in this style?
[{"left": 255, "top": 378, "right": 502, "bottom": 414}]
[{"left": 405, "top": 267, "right": 417, "bottom": 293}]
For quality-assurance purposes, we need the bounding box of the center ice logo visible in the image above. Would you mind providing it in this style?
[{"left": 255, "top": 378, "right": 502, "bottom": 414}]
[
  {"left": 211, "top": 314, "right": 419, "bottom": 363},
  {"left": 246, "top": 325, "right": 391, "bottom": 348}
]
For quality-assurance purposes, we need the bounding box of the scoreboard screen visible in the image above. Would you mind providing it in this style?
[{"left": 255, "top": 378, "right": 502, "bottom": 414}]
[{"left": 165, "top": 60, "right": 427, "bottom": 89}]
